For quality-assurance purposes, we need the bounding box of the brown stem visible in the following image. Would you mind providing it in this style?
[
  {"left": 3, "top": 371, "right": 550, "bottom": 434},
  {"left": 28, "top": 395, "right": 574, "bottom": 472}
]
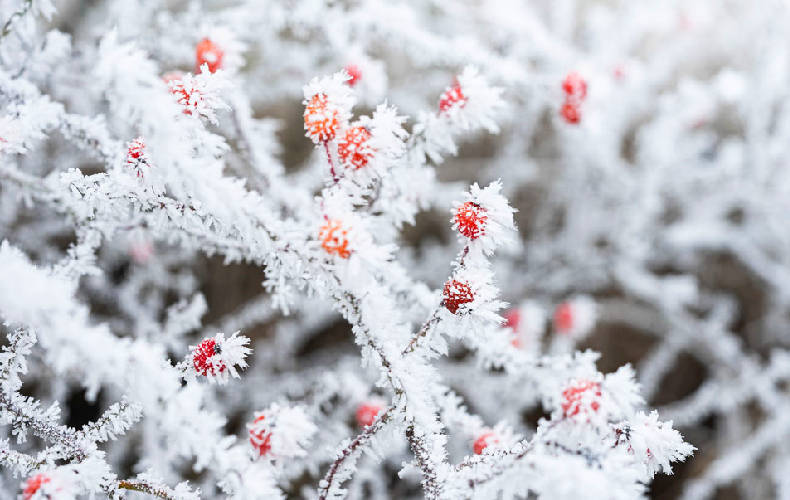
[
  {"left": 318, "top": 406, "right": 394, "bottom": 500},
  {"left": 324, "top": 140, "right": 339, "bottom": 183},
  {"left": 401, "top": 244, "right": 470, "bottom": 355},
  {"left": 117, "top": 480, "right": 177, "bottom": 500},
  {"left": 406, "top": 426, "right": 442, "bottom": 499}
]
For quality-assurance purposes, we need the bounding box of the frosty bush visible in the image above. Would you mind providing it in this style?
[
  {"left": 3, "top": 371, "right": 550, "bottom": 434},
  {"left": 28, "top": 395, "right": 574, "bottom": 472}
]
[{"left": 14, "top": 0, "right": 790, "bottom": 498}]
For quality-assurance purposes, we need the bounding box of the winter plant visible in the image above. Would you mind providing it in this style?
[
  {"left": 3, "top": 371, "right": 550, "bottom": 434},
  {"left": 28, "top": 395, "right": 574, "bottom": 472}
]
[{"left": 12, "top": 0, "right": 790, "bottom": 498}]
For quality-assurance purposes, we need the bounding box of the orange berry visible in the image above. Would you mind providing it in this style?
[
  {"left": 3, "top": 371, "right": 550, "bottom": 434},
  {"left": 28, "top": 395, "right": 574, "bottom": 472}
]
[
  {"left": 338, "top": 126, "right": 373, "bottom": 169},
  {"left": 319, "top": 219, "right": 351, "bottom": 258},
  {"left": 196, "top": 38, "right": 223, "bottom": 73},
  {"left": 304, "top": 93, "right": 341, "bottom": 143}
]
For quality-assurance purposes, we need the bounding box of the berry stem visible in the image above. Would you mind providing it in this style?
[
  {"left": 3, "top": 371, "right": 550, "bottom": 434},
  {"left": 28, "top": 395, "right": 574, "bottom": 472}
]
[
  {"left": 116, "top": 479, "right": 178, "bottom": 500},
  {"left": 323, "top": 140, "right": 338, "bottom": 183},
  {"left": 318, "top": 406, "right": 394, "bottom": 500}
]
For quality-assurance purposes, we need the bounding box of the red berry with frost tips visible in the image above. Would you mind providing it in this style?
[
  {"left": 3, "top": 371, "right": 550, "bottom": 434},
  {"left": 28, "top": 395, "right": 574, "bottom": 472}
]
[
  {"left": 249, "top": 414, "right": 273, "bottom": 456},
  {"left": 319, "top": 219, "right": 351, "bottom": 259},
  {"left": 192, "top": 338, "right": 226, "bottom": 377},
  {"left": 22, "top": 474, "right": 50, "bottom": 500},
  {"left": 355, "top": 403, "right": 382, "bottom": 427},
  {"left": 443, "top": 279, "right": 474, "bottom": 314},
  {"left": 304, "top": 93, "right": 341, "bottom": 143},
  {"left": 338, "top": 126, "right": 374, "bottom": 169},
  {"left": 473, "top": 432, "right": 498, "bottom": 455},
  {"left": 562, "top": 72, "right": 587, "bottom": 101},
  {"left": 562, "top": 380, "right": 602, "bottom": 417},
  {"left": 554, "top": 302, "right": 574, "bottom": 334},
  {"left": 345, "top": 64, "right": 362, "bottom": 86},
  {"left": 196, "top": 38, "right": 223, "bottom": 73},
  {"left": 454, "top": 202, "right": 487, "bottom": 239},
  {"left": 126, "top": 138, "right": 149, "bottom": 178},
  {"left": 560, "top": 101, "right": 581, "bottom": 124},
  {"left": 439, "top": 82, "right": 467, "bottom": 113}
]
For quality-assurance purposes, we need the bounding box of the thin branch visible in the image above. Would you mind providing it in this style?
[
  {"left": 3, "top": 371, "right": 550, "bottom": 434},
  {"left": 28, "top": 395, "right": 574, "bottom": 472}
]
[{"left": 318, "top": 406, "right": 394, "bottom": 500}]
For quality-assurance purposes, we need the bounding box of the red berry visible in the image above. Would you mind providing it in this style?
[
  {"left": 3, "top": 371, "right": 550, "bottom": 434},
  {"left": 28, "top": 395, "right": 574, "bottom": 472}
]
[
  {"left": 454, "top": 202, "right": 487, "bottom": 239},
  {"left": 249, "top": 414, "right": 273, "bottom": 456},
  {"left": 304, "top": 93, "right": 341, "bottom": 143},
  {"left": 560, "top": 101, "right": 581, "bottom": 124},
  {"left": 192, "top": 338, "right": 226, "bottom": 377},
  {"left": 554, "top": 302, "right": 574, "bottom": 334},
  {"left": 22, "top": 474, "right": 50, "bottom": 500},
  {"left": 355, "top": 403, "right": 382, "bottom": 427},
  {"left": 562, "top": 72, "right": 587, "bottom": 101},
  {"left": 504, "top": 309, "right": 522, "bottom": 347},
  {"left": 561, "top": 380, "right": 601, "bottom": 417},
  {"left": 126, "top": 138, "right": 148, "bottom": 178},
  {"left": 196, "top": 38, "right": 223, "bottom": 73},
  {"left": 439, "top": 82, "right": 467, "bottom": 113},
  {"left": 338, "top": 126, "right": 374, "bottom": 169},
  {"left": 504, "top": 309, "right": 520, "bottom": 330},
  {"left": 473, "top": 432, "right": 498, "bottom": 455},
  {"left": 319, "top": 219, "right": 351, "bottom": 259},
  {"left": 345, "top": 64, "right": 362, "bottom": 86},
  {"left": 443, "top": 279, "right": 474, "bottom": 314}
]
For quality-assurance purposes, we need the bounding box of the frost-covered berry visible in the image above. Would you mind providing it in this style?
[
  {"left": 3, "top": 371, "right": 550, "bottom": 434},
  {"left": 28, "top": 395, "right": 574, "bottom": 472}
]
[
  {"left": 188, "top": 332, "right": 251, "bottom": 384},
  {"left": 452, "top": 181, "right": 517, "bottom": 255},
  {"left": 247, "top": 404, "right": 318, "bottom": 459},
  {"left": 439, "top": 82, "right": 467, "bottom": 113},
  {"left": 196, "top": 38, "right": 223, "bottom": 73},
  {"left": 560, "top": 101, "right": 581, "bottom": 124},
  {"left": 249, "top": 414, "right": 273, "bottom": 456},
  {"left": 454, "top": 201, "right": 488, "bottom": 239},
  {"left": 304, "top": 93, "right": 341, "bottom": 143},
  {"left": 473, "top": 431, "right": 499, "bottom": 455},
  {"left": 562, "top": 380, "right": 602, "bottom": 417},
  {"left": 504, "top": 309, "right": 521, "bottom": 347},
  {"left": 338, "top": 126, "right": 374, "bottom": 169},
  {"left": 554, "top": 302, "right": 574, "bottom": 334},
  {"left": 443, "top": 279, "right": 474, "bottom": 314},
  {"left": 22, "top": 473, "right": 50, "bottom": 500},
  {"left": 319, "top": 219, "right": 351, "bottom": 258},
  {"left": 553, "top": 297, "right": 596, "bottom": 338},
  {"left": 504, "top": 309, "right": 520, "bottom": 330},
  {"left": 345, "top": 64, "right": 362, "bottom": 87},
  {"left": 126, "top": 137, "right": 149, "bottom": 178},
  {"left": 562, "top": 72, "right": 587, "bottom": 101},
  {"left": 355, "top": 402, "right": 383, "bottom": 427},
  {"left": 192, "top": 338, "right": 226, "bottom": 377}
]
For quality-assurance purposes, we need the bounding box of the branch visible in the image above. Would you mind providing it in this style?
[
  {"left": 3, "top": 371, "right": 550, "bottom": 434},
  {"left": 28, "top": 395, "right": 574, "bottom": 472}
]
[{"left": 318, "top": 406, "right": 394, "bottom": 500}]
